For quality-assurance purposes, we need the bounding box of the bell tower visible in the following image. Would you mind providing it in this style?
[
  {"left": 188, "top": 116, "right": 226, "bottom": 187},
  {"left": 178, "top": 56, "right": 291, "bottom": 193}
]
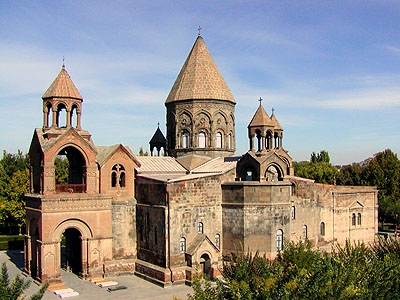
[{"left": 24, "top": 64, "right": 114, "bottom": 283}]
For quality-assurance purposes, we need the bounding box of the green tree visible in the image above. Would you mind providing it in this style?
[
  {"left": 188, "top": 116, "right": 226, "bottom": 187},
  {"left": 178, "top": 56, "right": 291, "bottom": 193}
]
[
  {"left": 336, "top": 163, "right": 364, "bottom": 186},
  {"left": 0, "top": 151, "right": 30, "bottom": 234},
  {"left": 294, "top": 151, "right": 338, "bottom": 184},
  {"left": 0, "top": 262, "right": 48, "bottom": 300},
  {"left": 54, "top": 156, "right": 69, "bottom": 184},
  {"left": 138, "top": 147, "right": 149, "bottom": 156},
  {"left": 362, "top": 149, "right": 400, "bottom": 225}
]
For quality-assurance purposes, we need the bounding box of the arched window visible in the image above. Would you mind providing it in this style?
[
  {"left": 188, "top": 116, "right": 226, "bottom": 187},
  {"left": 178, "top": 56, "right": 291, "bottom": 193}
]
[
  {"left": 182, "top": 131, "right": 189, "bottom": 148},
  {"left": 228, "top": 133, "right": 232, "bottom": 149},
  {"left": 198, "top": 222, "right": 204, "bottom": 234},
  {"left": 351, "top": 213, "right": 356, "bottom": 226},
  {"left": 199, "top": 132, "right": 206, "bottom": 148},
  {"left": 179, "top": 237, "right": 186, "bottom": 253},
  {"left": 215, "top": 234, "right": 221, "bottom": 249},
  {"left": 216, "top": 132, "right": 222, "bottom": 148},
  {"left": 302, "top": 225, "right": 307, "bottom": 239},
  {"left": 111, "top": 164, "right": 125, "bottom": 188},
  {"left": 357, "top": 213, "right": 362, "bottom": 225},
  {"left": 291, "top": 206, "right": 296, "bottom": 220},
  {"left": 276, "top": 229, "right": 283, "bottom": 251},
  {"left": 320, "top": 222, "right": 325, "bottom": 236}
]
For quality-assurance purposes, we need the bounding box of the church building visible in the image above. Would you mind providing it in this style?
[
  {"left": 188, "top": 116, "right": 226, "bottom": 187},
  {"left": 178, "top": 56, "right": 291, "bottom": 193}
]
[{"left": 24, "top": 34, "right": 378, "bottom": 286}]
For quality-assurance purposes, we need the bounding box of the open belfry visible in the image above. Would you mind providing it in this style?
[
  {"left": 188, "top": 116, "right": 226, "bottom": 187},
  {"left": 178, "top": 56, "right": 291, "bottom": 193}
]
[{"left": 25, "top": 34, "right": 378, "bottom": 286}]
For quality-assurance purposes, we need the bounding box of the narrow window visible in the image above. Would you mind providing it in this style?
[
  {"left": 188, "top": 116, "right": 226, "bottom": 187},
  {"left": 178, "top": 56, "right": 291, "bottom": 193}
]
[
  {"left": 182, "top": 132, "right": 189, "bottom": 148},
  {"left": 179, "top": 237, "right": 186, "bottom": 253},
  {"left": 320, "top": 222, "right": 325, "bottom": 236},
  {"left": 291, "top": 206, "right": 296, "bottom": 220},
  {"left": 351, "top": 213, "right": 356, "bottom": 226},
  {"left": 198, "top": 222, "right": 204, "bottom": 234},
  {"left": 216, "top": 132, "right": 222, "bottom": 148},
  {"left": 215, "top": 234, "right": 221, "bottom": 249},
  {"left": 111, "top": 172, "right": 117, "bottom": 187},
  {"left": 302, "top": 225, "right": 307, "bottom": 239},
  {"left": 119, "top": 171, "right": 125, "bottom": 187},
  {"left": 357, "top": 213, "right": 362, "bottom": 225},
  {"left": 199, "top": 132, "right": 206, "bottom": 148},
  {"left": 276, "top": 229, "right": 283, "bottom": 251},
  {"left": 228, "top": 133, "right": 232, "bottom": 149}
]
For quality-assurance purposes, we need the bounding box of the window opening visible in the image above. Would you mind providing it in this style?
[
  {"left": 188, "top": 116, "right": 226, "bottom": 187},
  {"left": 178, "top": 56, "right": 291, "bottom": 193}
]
[
  {"left": 198, "top": 222, "right": 204, "bottom": 234},
  {"left": 179, "top": 237, "right": 186, "bottom": 253},
  {"left": 276, "top": 229, "right": 283, "bottom": 251},
  {"left": 199, "top": 132, "right": 206, "bottom": 148}
]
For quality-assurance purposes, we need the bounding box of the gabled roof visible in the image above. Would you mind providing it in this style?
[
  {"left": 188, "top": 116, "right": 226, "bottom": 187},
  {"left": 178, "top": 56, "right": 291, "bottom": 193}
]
[
  {"left": 32, "top": 127, "right": 96, "bottom": 154},
  {"left": 42, "top": 65, "right": 83, "bottom": 100},
  {"left": 96, "top": 144, "right": 140, "bottom": 167},
  {"left": 186, "top": 234, "right": 219, "bottom": 256},
  {"left": 248, "top": 104, "right": 273, "bottom": 127},
  {"left": 165, "top": 36, "right": 235, "bottom": 104}
]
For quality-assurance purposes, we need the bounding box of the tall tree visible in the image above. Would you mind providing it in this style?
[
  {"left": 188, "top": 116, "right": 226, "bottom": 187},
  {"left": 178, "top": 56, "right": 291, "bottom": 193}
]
[
  {"left": 362, "top": 149, "right": 400, "bottom": 225},
  {"left": 294, "top": 150, "right": 338, "bottom": 184}
]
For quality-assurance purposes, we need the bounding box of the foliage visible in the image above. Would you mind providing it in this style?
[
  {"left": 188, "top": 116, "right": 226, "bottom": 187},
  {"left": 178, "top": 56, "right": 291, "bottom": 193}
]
[
  {"left": 335, "top": 163, "right": 364, "bottom": 186},
  {"left": 362, "top": 149, "right": 400, "bottom": 224},
  {"left": 0, "top": 151, "right": 30, "bottom": 233},
  {"left": 296, "top": 149, "right": 400, "bottom": 226},
  {"left": 138, "top": 147, "right": 149, "bottom": 156},
  {"left": 0, "top": 262, "right": 48, "bottom": 300},
  {"left": 54, "top": 156, "right": 69, "bottom": 184},
  {"left": 190, "top": 239, "right": 400, "bottom": 300},
  {"left": 294, "top": 150, "right": 338, "bottom": 184}
]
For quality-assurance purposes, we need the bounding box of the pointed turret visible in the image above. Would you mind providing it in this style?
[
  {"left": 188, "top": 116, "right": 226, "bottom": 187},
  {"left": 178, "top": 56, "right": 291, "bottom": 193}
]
[
  {"left": 247, "top": 100, "right": 283, "bottom": 155},
  {"left": 149, "top": 125, "right": 166, "bottom": 156},
  {"left": 42, "top": 65, "right": 83, "bottom": 130},
  {"left": 165, "top": 35, "right": 236, "bottom": 159},
  {"left": 42, "top": 65, "right": 83, "bottom": 100}
]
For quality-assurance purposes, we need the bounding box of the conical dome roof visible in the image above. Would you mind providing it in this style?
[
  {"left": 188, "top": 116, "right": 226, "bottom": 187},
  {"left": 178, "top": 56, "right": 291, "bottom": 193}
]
[
  {"left": 150, "top": 126, "right": 166, "bottom": 145},
  {"left": 42, "top": 65, "right": 82, "bottom": 100},
  {"left": 271, "top": 112, "right": 283, "bottom": 130},
  {"left": 165, "top": 36, "right": 235, "bottom": 104},
  {"left": 248, "top": 104, "right": 273, "bottom": 127}
]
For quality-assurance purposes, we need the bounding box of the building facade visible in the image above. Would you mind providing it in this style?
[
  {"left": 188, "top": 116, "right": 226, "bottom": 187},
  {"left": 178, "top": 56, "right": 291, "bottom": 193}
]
[{"left": 24, "top": 35, "right": 378, "bottom": 286}]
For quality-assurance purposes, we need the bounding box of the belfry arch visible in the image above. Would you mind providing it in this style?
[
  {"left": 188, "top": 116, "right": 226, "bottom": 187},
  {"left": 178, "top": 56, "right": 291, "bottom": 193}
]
[{"left": 55, "top": 145, "right": 87, "bottom": 193}]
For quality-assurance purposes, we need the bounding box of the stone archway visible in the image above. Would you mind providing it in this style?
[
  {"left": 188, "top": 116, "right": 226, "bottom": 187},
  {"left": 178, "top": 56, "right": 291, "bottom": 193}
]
[
  {"left": 52, "top": 219, "right": 93, "bottom": 279},
  {"left": 200, "top": 253, "right": 211, "bottom": 279},
  {"left": 61, "top": 228, "right": 82, "bottom": 275}
]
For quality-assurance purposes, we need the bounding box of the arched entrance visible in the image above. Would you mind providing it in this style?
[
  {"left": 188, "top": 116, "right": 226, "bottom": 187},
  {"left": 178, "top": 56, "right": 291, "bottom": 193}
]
[
  {"left": 61, "top": 228, "right": 82, "bottom": 275},
  {"left": 200, "top": 253, "right": 211, "bottom": 279}
]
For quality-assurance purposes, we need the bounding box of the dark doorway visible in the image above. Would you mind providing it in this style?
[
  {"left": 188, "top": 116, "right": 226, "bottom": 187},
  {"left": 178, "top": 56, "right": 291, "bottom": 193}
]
[
  {"left": 200, "top": 253, "right": 211, "bottom": 279},
  {"left": 61, "top": 228, "right": 82, "bottom": 275}
]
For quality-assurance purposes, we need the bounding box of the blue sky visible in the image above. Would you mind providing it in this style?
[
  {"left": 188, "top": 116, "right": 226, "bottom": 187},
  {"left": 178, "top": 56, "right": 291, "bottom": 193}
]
[{"left": 1, "top": 1, "right": 399, "bottom": 165}]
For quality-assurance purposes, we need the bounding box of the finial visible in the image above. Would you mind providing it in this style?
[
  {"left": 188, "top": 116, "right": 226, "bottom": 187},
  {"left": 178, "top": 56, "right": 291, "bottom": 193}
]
[
  {"left": 62, "top": 56, "right": 65, "bottom": 68},
  {"left": 272, "top": 107, "right": 275, "bottom": 115},
  {"left": 198, "top": 25, "right": 202, "bottom": 36},
  {"left": 157, "top": 122, "right": 160, "bottom": 128},
  {"left": 258, "top": 97, "right": 263, "bottom": 106}
]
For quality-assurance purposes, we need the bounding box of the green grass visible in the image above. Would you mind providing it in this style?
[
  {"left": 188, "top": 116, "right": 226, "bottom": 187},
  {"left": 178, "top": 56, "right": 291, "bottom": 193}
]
[{"left": 0, "top": 235, "right": 24, "bottom": 250}]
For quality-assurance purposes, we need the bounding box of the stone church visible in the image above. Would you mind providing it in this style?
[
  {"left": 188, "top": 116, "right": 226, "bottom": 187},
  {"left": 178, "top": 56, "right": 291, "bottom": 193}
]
[{"left": 24, "top": 34, "right": 378, "bottom": 286}]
